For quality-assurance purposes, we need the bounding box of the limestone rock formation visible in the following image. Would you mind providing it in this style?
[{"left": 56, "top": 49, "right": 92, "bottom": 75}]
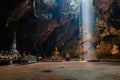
[
  {"left": 0, "top": 0, "right": 120, "bottom": 59},
  {"left": 94, "top": 0, "right": 120, "bottom": 59}
]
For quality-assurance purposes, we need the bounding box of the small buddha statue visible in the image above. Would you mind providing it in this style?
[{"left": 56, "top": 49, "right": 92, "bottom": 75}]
[{"left": 54, "top": 47, "right": 60, "bottom": 57}]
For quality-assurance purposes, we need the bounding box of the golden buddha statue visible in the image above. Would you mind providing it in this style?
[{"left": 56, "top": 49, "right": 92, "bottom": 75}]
[{"left": 54, "top": 47, "right": 60, "bottom": 57}]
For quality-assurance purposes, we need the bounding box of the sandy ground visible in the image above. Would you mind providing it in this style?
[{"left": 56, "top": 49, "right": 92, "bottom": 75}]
[{"left": 0, "top": 61, "right": 120, "bottom": 80}]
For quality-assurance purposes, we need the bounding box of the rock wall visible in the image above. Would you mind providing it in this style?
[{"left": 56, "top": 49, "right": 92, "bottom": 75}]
[
  {"left": 94, "top": 0, "right": 120, "bottom": 59},
  {"left": 0, "top": 0, "right": 80, "bottom": 57},
  {"left": 0, "top": 0, "right": 120, "bottom": 58}
]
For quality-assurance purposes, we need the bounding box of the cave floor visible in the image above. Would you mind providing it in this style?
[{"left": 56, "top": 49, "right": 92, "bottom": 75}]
[{"left": 0, "top": 61, "right": 120, "bottom": 80}]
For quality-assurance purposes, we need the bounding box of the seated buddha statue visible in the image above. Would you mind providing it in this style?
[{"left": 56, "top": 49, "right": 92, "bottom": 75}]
[{"left": 54, "top": 47, "right": 60, "bottom": 57}]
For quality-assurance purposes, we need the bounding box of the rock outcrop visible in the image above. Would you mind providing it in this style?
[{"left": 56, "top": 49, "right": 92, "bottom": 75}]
[{"left": 94, "top": 0, "right": 120, "bottom": 59}]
